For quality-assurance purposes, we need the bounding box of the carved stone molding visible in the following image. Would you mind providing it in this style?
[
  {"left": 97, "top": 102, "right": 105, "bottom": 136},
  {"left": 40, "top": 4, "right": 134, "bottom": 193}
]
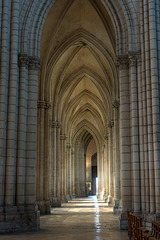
[
  {"left": 18, "top": 53, "right": 29, "bottom": 68},
  {"left": 108, "top": 120, "right": 114, "bottom": 128},
  {"left": 29, "top": 56, "right": 41, "bottom": 70},
  {"left": 56, "top": 121, "right": 61, "bottom": 128},
  {"left": 18, "top": 54, "right": 41, "bottom": 70},
  {"left": 37, "top": 101, "right": 51, "bottom": 110},
  {"left": 128, "top": 51, "right": 140, "bottom": 67},
  {"left": 104, "top": 134, "right": 109, "bottom": 140},
  {"left": 66, "top": 143, "right": 71, "bottom": 149},
  {"left": 117, "top": 55, "right": 129, "bottom": 69},
  {"left": 129, "top": 56, "right": 137, "bottom": 67},
  {"left": 49, "top": 120, "right": 57, "bottom": 128},
  {"left": 60, "top": 134, "right": 67, "bottom": 140},
  {"left": 112, "top": 99, "right": 120, "bottom": 109}
]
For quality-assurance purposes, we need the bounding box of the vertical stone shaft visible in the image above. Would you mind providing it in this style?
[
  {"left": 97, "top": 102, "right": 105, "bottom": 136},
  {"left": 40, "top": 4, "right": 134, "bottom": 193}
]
[
  {"left": 144, "top": 0, "right": 155, "bottom": 213},
  {"left": 26, "top": 57, "right": 40, "bottom": 205},
  {"left": 60, "top": 135, "right": 64, "bottom": 200},
  {"left": 53, "top": 122, "right": 57, "bottom": 198},
  {"left": 67, "top": 143, "right": 71, "bottom": 198},
  {"left": 105, "top": 137, "right": 109, "bottom": 199},
  {"left": 113, "top": 101, "right": 120, "bottom": 204},
  {"left": 129, "top": 56, "right": 141, "bottom": 212},
  {"left": 148, "top": 0, "right": 160, "bottom": 213},
  {"left": 103, "top": 139, "right": 108, "bottom": 200},
  {"left": 44, "top": 105, "right": 51, "bottom": 212},
  {"left": 98, "top": 146, "right": 104, "bottom": 199},
  {"left": 50, "top": 121, "right": 57, "bottom": 206},
  {"left": 139, "top": 1, "right": 146, "bottom": 212},
  {"left": 143, "top": 0, "right": 150, "bottom": 213},
  {"left": 118, "top": 57, "right": 131, "bottom": 211},
  {"left": 83, "top": 152, "right": 86, "bottom": 196},
  {"left": 56, "top": 122, "right": 61, "bottom": 201},
  {"left": 37, "top": 103, "right": 45, "bottom": 204},
  {"left": 108, "top": 122, "right": 113, "bottom": 202},
  {"left": 16, "top": 54, "right": 28, "bottom": 205},
  {"left": 62, "top": 135, "right": 67, "bottom": 200},
  {"left": 72, "top": 149, "right": 75, "bottom": 196},
  {"left": 0, "top": 0, "right": 10, "bottom": 206},
  {"left": 75, "top": 143, "right": 80, "bottom": 196},
  {"left": 5, "top": 0, "right": 19, "bottom": 206}
]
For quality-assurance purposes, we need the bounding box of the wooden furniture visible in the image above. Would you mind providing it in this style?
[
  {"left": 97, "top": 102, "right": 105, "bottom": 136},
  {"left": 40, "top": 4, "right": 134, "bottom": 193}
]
[
  {"left": 127, "top": 210, "right": 149, "bottom": 240},
  {"left": 151, "top": 221, "right": 160, "bottom": 239}
]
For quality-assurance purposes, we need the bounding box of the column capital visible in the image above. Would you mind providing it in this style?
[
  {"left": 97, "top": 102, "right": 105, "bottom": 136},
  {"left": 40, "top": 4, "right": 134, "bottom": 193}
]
[
  {"left": 104, "top": 134, "right": 109, "bottom": 140},
  {"left": 56, "top": 121, "right": 61, "bottom": 128},
  {"left": 49, "top": 120, "right": 57, "bottom": 128},
  {"left": 128, "top": 51, "right": 140, "bottom": 67},
  {"left": 108, "top": 120, "right": 114, "bottom": 128},
  {"left": 66, "top": 143, "right": 71, "bottom": 149},
  {"left": 60, "top": 134, "right": 67, "bottom": 140},
  {"left": 112, "top": 99, "right": 120, "bottom": 109},
  {"left": 18, "top": 53, "right": 29, "bottom": 68},
  {"left": 117, "top": 55, "right": 129, "bottom": 69},
  {"left": 29, "top": 56, "right": 41, "bottom": 70},
  {"left": 37, "top": 101, "right": 51, "bottom": 110}
]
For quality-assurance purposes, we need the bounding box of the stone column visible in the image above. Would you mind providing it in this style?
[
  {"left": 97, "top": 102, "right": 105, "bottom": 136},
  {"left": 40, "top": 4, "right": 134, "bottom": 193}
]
[
  {"left": 50, "top": 121, "right": 57, "bottom": 207},
  {"left": 129, "top": 55, "right": 141, "bottom": 213},
  {"left": 98, "top": 146, "right": 104, "bottom": 200},
  {"left": 16, "top": 54, "right": 29, "bottom": 208},
  {"left": 103, "top": 143, "right": 107, "bottom": 200},
  {"left": 60, "top": 133, "right": 67, "bottom": 201},
  {"left": 83, "top": 153, "right": 86, "bottom": 197},
  {"left": 67, "top": 143, "right": 72, "bottom": 199},
  {"left": 0, "top": 0, "right": 11, "bottom": 208},
  {"left": 56, "top": 121, "right": 61, "bottom": 206},
  {"left": 139, "top": 1, "right": 147, "bottom": 213},
  {"left": 107, "top": 120, "right": 114, "bottom": 205},
  {"left": 62, "top": 134, "right": 67, "bottom": 201},
  {"left": 5, "top": 0, "right": 19, "bottom": 207},
  {"left": 43, "top": 102, "right": 52, "bottom": 213},
  {"left": 72, "top": 148, "right": 76, "bottom": 197},
  {"left": 36, "top": 101, "right": 45, "bottom": 213},
  {"left": 75, "top": 142, "right": 80, "bottom": 196},
  {"left": 148, "top": 0, "right": 160, "bottom": 215},
  {"left": 118, "top": 56, "right": 131, "bottom": 230},
  {"left": 60, "top": 134, "right": 64, "bottom": 201},
  {"left": 104, "top": 135, "right": 109, "bottom": 201},
  {"left": 25, "top": 56, "right": 40, "bottom": 228},
  {"left": 113, "top": 100, "right": 120, "bottom": 213}
]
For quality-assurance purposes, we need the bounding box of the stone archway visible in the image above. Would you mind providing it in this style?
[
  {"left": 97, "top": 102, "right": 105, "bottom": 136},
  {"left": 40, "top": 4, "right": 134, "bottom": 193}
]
[
  {"left": 3, "top": 0, "right": 159, "bottom": 233},
  {"left": 36, "top": 0, "right": 120, "bottom": 215}
]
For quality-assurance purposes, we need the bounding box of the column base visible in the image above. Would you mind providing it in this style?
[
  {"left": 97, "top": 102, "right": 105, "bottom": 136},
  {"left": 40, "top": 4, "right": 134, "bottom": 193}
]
[
  {"left": 36, "top": 200, "right": 51, "bottom": 214},
  {"left": 67, "top": 194, "right": 72, "bottom": 201},
  {"left": 143, "top": 213, "right": 159, "bottom": 231},
  {"left": 107, "top": 196, "right": 114, "bottom": 206},
  {"left": 0, "top": 205, "right": 40, "bottom": 233},
  {"left": 119, "top": 211, "right": 128, "bottom": 230},
  {"left": 61, "top": 195, "right": 68, "bottom": 203},
  {"left": 113, "top": 200, "right": 120, "bottom": 214},
  {"left": 51, "top": 198, "right": 57, "bottom": 207},
  {"left": 57, "top": 198, "right": 61, "bottom": 207}
]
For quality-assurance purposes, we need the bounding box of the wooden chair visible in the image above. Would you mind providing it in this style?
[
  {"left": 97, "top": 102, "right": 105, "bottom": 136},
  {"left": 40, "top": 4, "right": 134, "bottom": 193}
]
[
  {"left": 127, "top": 210, "right": 133, "bottom": 239},
  {"left": 152, "top": 221, "right": 160, "bottom": 239},
  {"left": 126, "top": 210, "right": 149, "bottom": 240}
]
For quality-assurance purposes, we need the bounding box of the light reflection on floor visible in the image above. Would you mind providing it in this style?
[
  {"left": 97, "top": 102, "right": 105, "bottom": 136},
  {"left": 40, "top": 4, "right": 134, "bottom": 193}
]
[{"left": 1, "top": 196, "right": 128, "bottom": 240}]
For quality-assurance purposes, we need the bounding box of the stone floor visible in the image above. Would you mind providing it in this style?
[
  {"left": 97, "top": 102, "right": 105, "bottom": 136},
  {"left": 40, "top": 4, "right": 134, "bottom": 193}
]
[{"left": 0, "top": 196, "right": 128, "bottom": 240}]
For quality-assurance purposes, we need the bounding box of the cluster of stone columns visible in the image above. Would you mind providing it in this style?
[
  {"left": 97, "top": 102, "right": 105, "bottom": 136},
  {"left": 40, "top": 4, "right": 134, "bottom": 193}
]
[
  {"left": 0, "top": 47, "right": 41, "bottom": 231},
  {"left": 36, "top": 115, "right": 83, "bottom": 213}
]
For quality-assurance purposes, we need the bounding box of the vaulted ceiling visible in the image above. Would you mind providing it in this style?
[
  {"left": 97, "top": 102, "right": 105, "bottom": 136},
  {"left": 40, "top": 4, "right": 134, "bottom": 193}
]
[{"left": 40, "top": 0, "right": 118, "bottom": 148}]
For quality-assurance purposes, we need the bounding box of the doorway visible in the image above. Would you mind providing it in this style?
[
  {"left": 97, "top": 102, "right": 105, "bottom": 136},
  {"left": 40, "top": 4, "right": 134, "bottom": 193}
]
[{"left": 91, "top": 153, "right": 97, "bottom": 195}]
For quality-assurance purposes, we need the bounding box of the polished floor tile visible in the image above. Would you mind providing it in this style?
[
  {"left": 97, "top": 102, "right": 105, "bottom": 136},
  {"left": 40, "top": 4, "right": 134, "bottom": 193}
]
[{"left": 0, "top": 196, "right": 128, "bottom": 240}]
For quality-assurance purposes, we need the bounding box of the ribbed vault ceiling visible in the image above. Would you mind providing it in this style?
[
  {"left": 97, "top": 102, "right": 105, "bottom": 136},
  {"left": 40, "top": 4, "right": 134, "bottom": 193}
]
[{"left": 40, "top": 0, "right": 118, "bottom": 148}]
